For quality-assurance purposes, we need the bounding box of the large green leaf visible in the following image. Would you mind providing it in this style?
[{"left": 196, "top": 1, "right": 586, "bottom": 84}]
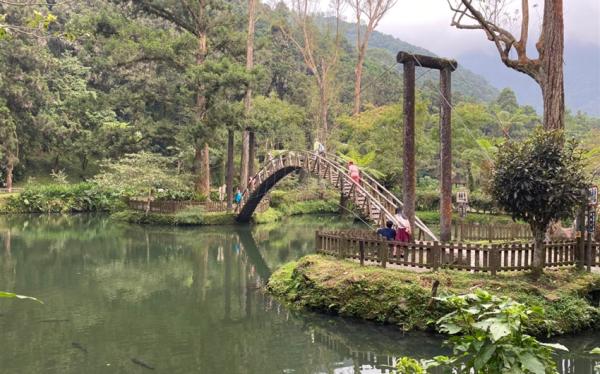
[{"left": 520, "top": 352, "right": 545, "bottom": 374}]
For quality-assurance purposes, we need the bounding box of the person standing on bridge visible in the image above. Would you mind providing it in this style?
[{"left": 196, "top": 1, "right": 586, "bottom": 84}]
[
  {"left": 348, "top": 161, "right": 360, "bottom": 185},
  {"left": 313, "top": 140, "right": 325, "bottom": 156}
]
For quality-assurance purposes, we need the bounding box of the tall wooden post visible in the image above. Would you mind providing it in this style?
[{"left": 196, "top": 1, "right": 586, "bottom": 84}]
[
  {"left": 440, "top": 67, "right": 452, "bottom": 242},
  {"left": 402, "top": 60, "right": 416, "bottom": 233},
  {"left": 398, "top": 52, "right": 457, "bottom": 242}
]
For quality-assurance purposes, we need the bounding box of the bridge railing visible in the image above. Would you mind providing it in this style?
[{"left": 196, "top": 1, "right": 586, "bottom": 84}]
[
  {"left": 324, "top": 152, "right": 436, "bottom": 240},
  {"left": 237, "top": 151, "right": 438, "bottom": 240},
  {"left": 316, "top": 230, "right": 599, "bottom": 274}
]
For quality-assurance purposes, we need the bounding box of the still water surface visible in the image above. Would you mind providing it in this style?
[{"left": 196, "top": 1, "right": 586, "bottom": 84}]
[{"left": 0, "top": 214, "right": 598, "bottom": 373}]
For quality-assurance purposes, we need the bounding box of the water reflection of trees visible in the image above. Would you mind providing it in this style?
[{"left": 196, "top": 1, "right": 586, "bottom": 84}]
[{"left": 0, "top": 215, "right": 598, "bottom": 373}]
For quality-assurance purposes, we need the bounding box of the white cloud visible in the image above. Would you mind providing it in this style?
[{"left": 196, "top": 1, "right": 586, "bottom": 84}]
[{"left": 371, "top": 0, "right": 600, "bottom": 57}]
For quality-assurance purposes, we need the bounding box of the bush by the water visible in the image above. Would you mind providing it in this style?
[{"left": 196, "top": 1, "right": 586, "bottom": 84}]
[
  {"left": 268, "top": 255, "right": 600, "bottom": 336},
  {"left": 111, "top": 209, "right": 236, "bottom": 226},
  {"left": 254, "top": 200, "right": 339, "bottom": 224},
  {"left": 4, "top": 183, "right": 122, "bottom": 213}
]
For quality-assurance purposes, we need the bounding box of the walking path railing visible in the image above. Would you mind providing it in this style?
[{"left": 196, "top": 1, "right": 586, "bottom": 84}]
[{"left": 316, "top": 230, "right": 599, "bottom": 274}]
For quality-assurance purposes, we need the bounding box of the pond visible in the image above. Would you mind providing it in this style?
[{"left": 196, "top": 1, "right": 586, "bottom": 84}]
[{"left": 0, "top": 214, "right": 598, "bottom": 373}]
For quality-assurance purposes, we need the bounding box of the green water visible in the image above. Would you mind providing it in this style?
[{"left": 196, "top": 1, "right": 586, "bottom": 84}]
[{"left": 0, "top": 214, "right": 598, "bottom": 373}]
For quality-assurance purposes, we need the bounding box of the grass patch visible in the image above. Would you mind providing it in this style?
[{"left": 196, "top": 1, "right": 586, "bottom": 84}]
[
  {"left": 110, "top": 208, "right": 236, "bottom": 226},
  {"left": 416, "top": 210, "right": 515, "bottom": 225},
  {"left": 268, "top": 255, "right": 600, "bottom": 336},
  {"left": 254, "top": 199, "right": 340, "bottom": 224}
]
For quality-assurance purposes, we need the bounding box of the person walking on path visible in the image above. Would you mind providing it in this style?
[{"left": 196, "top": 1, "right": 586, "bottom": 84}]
[
  {"left": 234, "top": 188, "right": 243, "bottom": 207},
  {"left": 348, "top": 161, "right": 360, "bottom": 185},
  {"left": 377, "top": 220, "right": 396, "bottom": 240}
]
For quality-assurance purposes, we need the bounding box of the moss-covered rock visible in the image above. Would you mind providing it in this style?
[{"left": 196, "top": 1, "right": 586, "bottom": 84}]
[{"left": 268, "top": 255, "right": 600, "bottom": 336}]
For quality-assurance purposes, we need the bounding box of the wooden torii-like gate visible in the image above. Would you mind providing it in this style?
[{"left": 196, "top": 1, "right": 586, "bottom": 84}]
[
  {"left": 397, "top": 51, "right": 457, "bottom": 242},
  {"left": 235, "top": 150, "right": 438, "bottom": 241}
]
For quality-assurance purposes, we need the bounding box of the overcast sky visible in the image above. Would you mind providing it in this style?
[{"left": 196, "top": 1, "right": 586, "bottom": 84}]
[{"left": 370, "top": 0, "right": 600, "bottom": 58}]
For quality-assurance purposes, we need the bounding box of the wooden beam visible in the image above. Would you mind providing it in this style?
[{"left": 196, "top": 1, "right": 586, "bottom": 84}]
[
  {"left": 440, "top": 67, "right": 453, "bottom": 242},
  {"left": 403, "top": 60, "right": 417, "bottom": 234},
  {"left": 397, "top": 51, "right": 458, "bottom": 72}
]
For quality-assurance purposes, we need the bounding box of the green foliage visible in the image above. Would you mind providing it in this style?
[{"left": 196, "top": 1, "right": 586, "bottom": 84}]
[
  {"left": 0, "top": 291, "right": 43, "bottom": 304},
  {"left": 433, "top": 291, "right": 567, "bottom": 374},
  {"left": 6, "top": 183, "right": 121, "bottom": 213},
  {"left": 268, "top": 255, "right": 600, "bottom": 336},
  {"left": 395, "top": 357, "right": 427, "bottom": 373},
  {"left": 254, "top": 207, "right": 284, "bottom": 224},
  {"left": 94, "top": 152, "right": 190, "bottom": 200},
  {"left": 492, "top": 128, "right": 588, "bottom": 234}
]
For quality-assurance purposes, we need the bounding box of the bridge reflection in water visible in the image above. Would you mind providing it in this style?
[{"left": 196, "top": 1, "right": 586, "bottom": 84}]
[{"left": 0, "top": 215, "right": 598, "bottom": 373}]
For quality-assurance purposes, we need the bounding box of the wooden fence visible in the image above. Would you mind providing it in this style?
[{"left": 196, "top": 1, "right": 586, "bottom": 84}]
[
  {"left": 454, "top": 222, "right": 532, "bottom": 242},
  {"left": 316, "top": 230, "right": 599, "bottom": 274},
  {"left": 127, "top": 197, "right": 270, "bottom": 214}
]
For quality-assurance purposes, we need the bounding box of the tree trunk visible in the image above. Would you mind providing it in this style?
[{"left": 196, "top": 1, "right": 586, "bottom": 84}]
[
  {"left": 200, "top": 142, "right": 211, "bottom": 199},
  {"left": 241, "top": 0, "right": 257, "bottom": 190},
  {"left": 539, "top": 0, "right": 564, "bottom": 130},
  {"left": 531, "top": 227, "right": 546, "bottom": 278},
  {"left": 6, "top": 159, "right": 13, "bottom": 193},
  {"left": 226, "top": 129, "right": 234, "bottom": 210},
  {"left": 194, "top": 146, "right": 203, "bottom": 193},
  {"left": 353, "top": 47, "right": 367, "bottom": 115},
  {"left": 240, "top": 130, "right": 249, "bottom": 191},
  {"left": 195, "top": 1, "right": 209, "bottom": 194},
  {"left": 248, "top": 131, "right": 256, "bottom": 176},
  {"left": 318, "top": 84, "right": 329, "bottom": 143}
]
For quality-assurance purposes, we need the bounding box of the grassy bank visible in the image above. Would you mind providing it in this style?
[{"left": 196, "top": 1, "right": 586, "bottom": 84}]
[
  {"left": 416, "top": 210, "right": 515, "bottom": 225},
  {"left": 268, "top": 255, "right": 600, "bottom": 337},
  {"left": 253, "top": 189, "right": 340, "bottom": 224},
  {"left": 110, "top": 209, "right": 236, "bottom": 226}
]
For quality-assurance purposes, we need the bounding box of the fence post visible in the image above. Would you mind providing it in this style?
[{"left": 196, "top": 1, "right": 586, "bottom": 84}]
[
  {"left": 315, "top": 231, "right": 320, "bottom": 253},
  {"left": 490, "top": 245, "right": 498, "bottom": 276},
  {"left": 359, "top": 241, "right": 365, "bottom": 266},
  {"left": 488, "top": 224, "right": 494, "bottom": 243},
  {"left": 380, "top": 240, "right": 387, "bottom": 268}
]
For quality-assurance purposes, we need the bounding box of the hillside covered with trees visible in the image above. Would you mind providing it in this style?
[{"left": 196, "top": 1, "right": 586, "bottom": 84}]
[{"left": 1, "top": 0, "right": 599, "bottom": 196}]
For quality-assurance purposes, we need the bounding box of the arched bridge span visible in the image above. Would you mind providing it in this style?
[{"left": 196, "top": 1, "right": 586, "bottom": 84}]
[{"left": 235, "top": 151, "right": 437, "bottom": 241}]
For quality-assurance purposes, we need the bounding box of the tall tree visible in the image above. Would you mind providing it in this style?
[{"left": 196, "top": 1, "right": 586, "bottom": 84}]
[
  {"left": 347, "top": 0, "right": 397, "bottom": 115},
  {"left": 278, "top": 0, "right": 343, "bottom": 144},
  {"left": 447, "top": 0, "right": 565, "bottom": 130},
  {"left": 126, "top": 0, "right": 229, "bottom": 196},
  {"left": 240, "top": 0, "right": 257, "bottom": 190}
]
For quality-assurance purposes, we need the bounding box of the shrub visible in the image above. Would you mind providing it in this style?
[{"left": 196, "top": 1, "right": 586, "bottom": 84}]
[
  {"left": 6, "top": 183, "right": 121, "bottom": 213},
  {"left": 430, "top": 291, "right": 568, "bottom": 373},
  {"left": 415, "top": 190, "right": 440, "bottom": 211}
]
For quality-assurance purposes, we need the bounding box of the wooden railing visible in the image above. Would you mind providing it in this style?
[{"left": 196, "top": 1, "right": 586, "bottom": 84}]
[
  {"left": 454, "top": 222, "right": 532, "bottom": 242},
  {"left": 316, "top": 230, "right": 599, "bottom": 274},
  {"left": 237, "top": 150, "right": 438, "bottom": 240},
  {"left": 127, "top": 197, "right": 270, "bottom": 214}
]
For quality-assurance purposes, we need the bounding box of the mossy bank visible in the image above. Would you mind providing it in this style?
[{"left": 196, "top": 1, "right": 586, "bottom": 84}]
[
  {"left": 268, "top": 255, "right": 600, "bottom": 337},
  {"left": 110, "top": 209, "right": 237, "bottom": 226}
]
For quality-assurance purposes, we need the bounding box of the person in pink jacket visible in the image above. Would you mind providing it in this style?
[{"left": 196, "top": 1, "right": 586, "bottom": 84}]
[{"left": 348, "top": 161, "right": 360, "bottom": 185}]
